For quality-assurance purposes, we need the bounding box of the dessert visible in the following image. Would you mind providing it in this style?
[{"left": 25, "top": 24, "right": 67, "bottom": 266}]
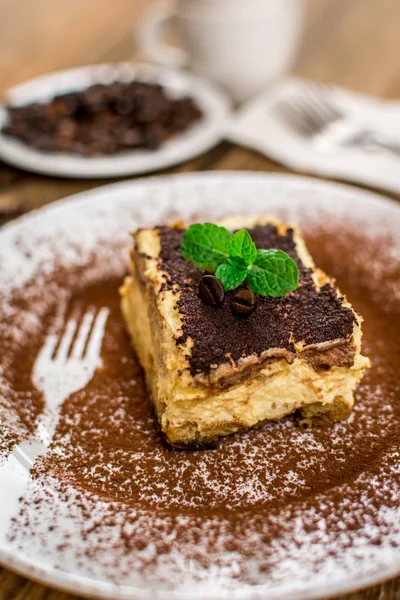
[
  {"left": 3, "top": 80, "right": 203, "bottom": 156},
  {"left": 120, "top": 215, "right": 370, "bottom": 448}
]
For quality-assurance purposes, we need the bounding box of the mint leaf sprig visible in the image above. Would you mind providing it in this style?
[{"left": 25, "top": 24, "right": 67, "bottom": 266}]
[{"left": 181, "top": 223, "right": 299, "bottom": 297}]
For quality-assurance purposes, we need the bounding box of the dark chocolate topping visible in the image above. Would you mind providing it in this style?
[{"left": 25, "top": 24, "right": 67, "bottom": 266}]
[{"left": 158, "top": 224, "right": 356, "bottom": 375}]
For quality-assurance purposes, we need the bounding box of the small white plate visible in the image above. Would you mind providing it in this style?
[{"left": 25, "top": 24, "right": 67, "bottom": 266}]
[{"left": 0, "top": 63, "right": 230, "bottom": 178}]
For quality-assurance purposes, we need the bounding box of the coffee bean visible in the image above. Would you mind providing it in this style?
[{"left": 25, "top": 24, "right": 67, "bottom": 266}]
[
  {"left": 118, "top": 128, "right": 143, "bottom": 148},
  {"left": 115, "top": 95, "right": 135, "bottom": 116},
  {"left": 143, "top": 124, "right": 167, "bottom": 150},
  {"left": 3, "top": 80, "right": 203, "bottom": 156},
  {"left": 231, "top": 289, "right": 256, "bottom": 317},
  {"left": 199, "top": 275, "right": 225, "bottom": 306},
  {"left": 57, "top": 118, "right": 77, "bottom": 141}
]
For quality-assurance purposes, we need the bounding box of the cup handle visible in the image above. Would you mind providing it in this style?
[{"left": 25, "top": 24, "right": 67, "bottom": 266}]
[{"left": 138, "top": 0, "right": 188, "bottom": 69}]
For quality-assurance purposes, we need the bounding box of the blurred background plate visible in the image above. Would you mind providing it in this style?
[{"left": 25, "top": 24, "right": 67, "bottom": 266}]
[{"left": 0, "top": 63, "right": 230, "bottom": 178}]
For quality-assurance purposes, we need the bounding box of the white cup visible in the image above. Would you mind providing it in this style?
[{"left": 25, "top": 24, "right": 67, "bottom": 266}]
[{"left": 138, "top": 0, "right": 304, "bottom": 104}]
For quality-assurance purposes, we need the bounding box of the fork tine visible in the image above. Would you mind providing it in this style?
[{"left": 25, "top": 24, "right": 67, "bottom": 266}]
[
  {"left": 275, "top": 99, "right": 316, "bottom": 137},
  {"left": 36, "top": 333, "right": 58, "bottom": 364},
  {"left": 294, "top": 91, "right": 331, "bottom": 131},
  {"left": 277, "top": 82, "right": 343, "bottom": 139},
  {"left": 85, "top": 307, "right": 110, "bottom": 361},
  {"left": 303, "top": 82, "right": 342, "bottom": 121},
  {"left": 55, "top": 317, "right": 78, "bottom": 362},
  {"left": 71, "top": 310, "right": 95, "bottom": 359},
  {"left": 276, "top": 91, "right": 327, "bottom": 136}
]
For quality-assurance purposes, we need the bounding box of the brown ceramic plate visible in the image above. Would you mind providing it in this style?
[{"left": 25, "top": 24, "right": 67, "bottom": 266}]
[{"left": 0, "top": 173, "right": 399, "bottom": 600}]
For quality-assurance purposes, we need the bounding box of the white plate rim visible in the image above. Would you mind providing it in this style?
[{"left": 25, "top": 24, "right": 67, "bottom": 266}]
[
  {"left": 0, "top": 63, "right": 230, "bottom": 178},
  {"left": 0, "top": 171, "right": 399, "bottom": 600}
]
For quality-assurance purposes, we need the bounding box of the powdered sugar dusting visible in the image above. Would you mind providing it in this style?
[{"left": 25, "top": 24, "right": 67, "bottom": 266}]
[{"left": 1, "top": 173, "right": 400, "bottom": 600}]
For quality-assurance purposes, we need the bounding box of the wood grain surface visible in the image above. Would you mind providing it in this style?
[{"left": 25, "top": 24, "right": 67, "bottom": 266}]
[{"left": 0, "top": 1, "right": 400, "bottom": 598}]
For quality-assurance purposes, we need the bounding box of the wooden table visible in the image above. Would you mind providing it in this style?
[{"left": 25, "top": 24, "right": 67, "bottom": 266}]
[{"left": 0, "top": 0, "right": 399, "bottom": 598}]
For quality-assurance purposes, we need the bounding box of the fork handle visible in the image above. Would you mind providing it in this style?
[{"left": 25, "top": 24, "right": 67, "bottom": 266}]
[
  {"left": 342, "top": 129, "right": 400, "bottom": 157},
  {"left": 363, "top": 132, "right": 400, "bottom": 157}
]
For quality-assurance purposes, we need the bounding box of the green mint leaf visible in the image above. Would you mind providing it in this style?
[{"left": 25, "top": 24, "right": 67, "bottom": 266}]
[
  {"left": 228, "top": 229, "right": 257, "bottom": 266},
  {"left": 181, "top": 224, "right": 299, "bottom": 298},
  {"left": 181, "top": 223, "right": 231, "bottom": 270},
  {"left": 227, "top": 255, "right": 248, "bottom": 270},
  {"left": 215, "top": 262, "right": 247, "bottom": 291},
  {"left": 247, "top": 249, "right": 299, "bottom": 297}
]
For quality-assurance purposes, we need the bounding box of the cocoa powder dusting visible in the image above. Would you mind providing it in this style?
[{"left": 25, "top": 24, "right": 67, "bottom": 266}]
[
  {"left": 0, "top": 282, "right": 53, "bottom": 460},
  {"left": 3, "top": 224, "right": 400, "bottom": 591}
]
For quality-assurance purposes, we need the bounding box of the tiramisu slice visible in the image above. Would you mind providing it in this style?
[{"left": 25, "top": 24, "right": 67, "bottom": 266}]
[{"left": 120, "top": 215, "right": 369, "bottom": 448}]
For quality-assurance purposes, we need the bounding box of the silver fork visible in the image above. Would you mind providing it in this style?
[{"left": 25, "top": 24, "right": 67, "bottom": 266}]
[
  {"left": 274, "top": 82, "right": 400, "bottom": 157},
  {"left": 14, "top": 306, "right": 110, "bottom": 468}
]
